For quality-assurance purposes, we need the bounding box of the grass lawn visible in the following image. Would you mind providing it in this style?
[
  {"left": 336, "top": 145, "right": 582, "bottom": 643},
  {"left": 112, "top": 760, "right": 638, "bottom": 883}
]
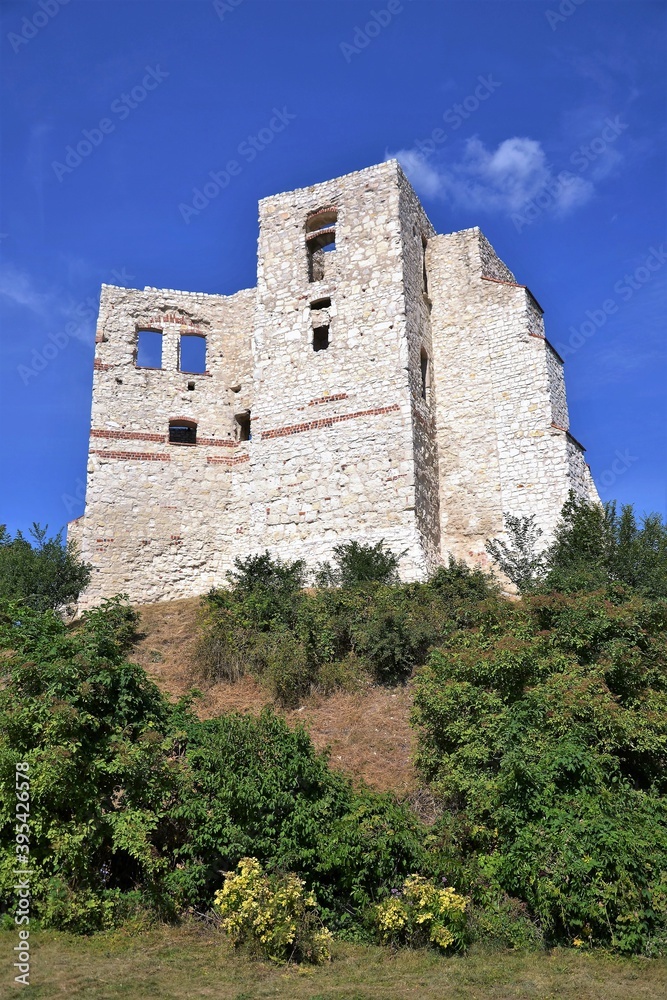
[{"left": 1, "top": 924, "right": 665, "bottom": 999}]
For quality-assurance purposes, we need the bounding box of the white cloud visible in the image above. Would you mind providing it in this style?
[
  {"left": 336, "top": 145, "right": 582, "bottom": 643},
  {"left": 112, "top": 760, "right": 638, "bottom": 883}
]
[
  {"left": 0, "top": 263, "right": 50, "bottom": 318},
  {"left": 388, "top": 137, "right": 594, "bottom": 218}
]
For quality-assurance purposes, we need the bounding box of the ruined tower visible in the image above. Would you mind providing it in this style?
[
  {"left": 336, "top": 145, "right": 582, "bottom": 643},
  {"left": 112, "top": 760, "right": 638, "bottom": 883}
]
[{"left": 69, "top": 160, "right": 598, "bottom": 607}]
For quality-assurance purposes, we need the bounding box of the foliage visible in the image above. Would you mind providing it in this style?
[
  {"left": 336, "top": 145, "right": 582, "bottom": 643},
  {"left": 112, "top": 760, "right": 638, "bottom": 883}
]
[
  {"left": 485, "top": 495, "right": 667, "bottom": 598},
  {"left": 374, "top": 874, "right": 467, "bottom": 951},
  {"left": 484, "top": 514, "right": 546, "bottom": 594},
  {"left": 315, "top": 540, "right": 403, "bottom": 587},
  {"left": 214, "top": 857, "right": 332, "bottom": 964},
  {"left": 0, "top": 596, "right": 435, "bottom": 938},
  {"left": 0, "top": 596, "right": 178, "bottom": 932},
  {"left": 198, "top": 550, "right": 498, "bottom": 701},
  {"left": 164, "top": 707, "right": 432, "bottom": 937},
  {"left": 413, "top": 590, "right": 667, "bottom": 954},
  {"left": 544, "top": 494, "right": 667, "bottom": 597},
  {"left": 0, "top": 523, "right": 91, "bottom": 611}
]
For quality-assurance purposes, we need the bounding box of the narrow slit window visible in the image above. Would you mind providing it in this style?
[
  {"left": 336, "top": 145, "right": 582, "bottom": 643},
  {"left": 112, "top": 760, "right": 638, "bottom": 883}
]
[
  {"left": 136, "top": 330, "right": 162, "bottom": 369},
  {"left": 169, "top": 419, "right": 197, "bottom": 445},
  {"left": 421, "top": 236, "right": 429, "bottom": 295},
  {"left": 179, "top": 334, "right": 206, "bottom": 373},
  {"left": 420, "top": 348, "right": 431, "bottom": 403},
  {"left": 310, "top": 297, "right": 331, "bottom": 352},
  {"left": 235, "top": 411, "right": 251, "bottom": 441},
  {"left": 306, "top": 206, "right": 337, "bottom": 282}
]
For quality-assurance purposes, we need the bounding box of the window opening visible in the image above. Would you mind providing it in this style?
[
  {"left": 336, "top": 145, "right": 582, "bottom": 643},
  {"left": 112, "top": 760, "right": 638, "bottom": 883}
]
[
  {"left": 306, "top": 206, "right": 338, "bottom": 282},
  {"left": 136, "top": 329, "right": 162, "bottom": 369},
  {"left": 169, "top": 419, "right": 197, "bottom": 445},
  {"left": 421, "top": 235, "right": 428, "bottom": 295},
  {"left": 313, "top": 326, "right": 329, "bottom": 352},
  {"left": 420, "top": 348, "right": 431, "bottom": 403},
  {"left": 235, "top": 411, "right": 251, "bottom": 441},
  {"left": 179, "top": 334, "right": 206, "bottom": 373}
]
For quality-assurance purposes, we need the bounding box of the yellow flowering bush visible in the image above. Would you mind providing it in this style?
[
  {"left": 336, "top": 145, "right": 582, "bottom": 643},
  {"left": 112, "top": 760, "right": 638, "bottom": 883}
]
[
  {"left": 213, "top": 858, "right": 332, "bottom": 964},
  {"left": 374, "top": 875, "right": 467, "bottom": 951}
]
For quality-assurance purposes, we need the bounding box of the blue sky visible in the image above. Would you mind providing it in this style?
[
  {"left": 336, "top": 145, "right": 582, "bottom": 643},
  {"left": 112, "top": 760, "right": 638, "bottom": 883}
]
[{"left": 1, "top": 0, "right": 665, "bottom": 537}]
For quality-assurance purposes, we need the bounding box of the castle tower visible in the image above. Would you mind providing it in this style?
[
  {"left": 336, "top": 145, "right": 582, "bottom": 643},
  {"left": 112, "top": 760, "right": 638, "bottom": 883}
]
[
  {"left": 246, "top": 160, "right": 439, "bottom": 579},
  {"left": 69, "top": 160, "right": 598, "bottom": 607}
]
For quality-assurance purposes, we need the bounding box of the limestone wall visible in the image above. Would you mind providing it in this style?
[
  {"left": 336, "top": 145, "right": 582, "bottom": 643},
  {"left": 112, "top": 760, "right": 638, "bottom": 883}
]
[
  {"left": 427, "top": 228, "right": 598, "bottom": 566},
  {"left": 248, "top": 160, "right": 427, "bottom": 579},
  {"left": 69, "top": 160, "right": 599, "bottom": 608},
  {"left": 72, "top": 284, "right": 255, "bottom": 607}
]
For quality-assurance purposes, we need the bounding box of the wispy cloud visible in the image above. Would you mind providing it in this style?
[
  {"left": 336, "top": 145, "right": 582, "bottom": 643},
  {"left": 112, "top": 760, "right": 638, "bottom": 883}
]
[
  {"left": 0, "top": 263, "right": 51, "bottom": 318},
  {"left": 388, "top": 137, "right": 594, "bottom": 217}
]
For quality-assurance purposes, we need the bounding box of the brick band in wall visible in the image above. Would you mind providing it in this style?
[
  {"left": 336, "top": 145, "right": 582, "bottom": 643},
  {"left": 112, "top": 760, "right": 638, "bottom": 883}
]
[
  {"left": 91, "top": 449, "right": 171, "bottom": 462},
  {"left": 91, "top": 429, "right": 236, "bottom": 447},
  {"left": 91, "top": 429, "right": 167, "bottom": 442},
  {"left": 308, "top": 392, "right": 349, "bottom": 406},
  {"left": 206, "top": 454, "right": 250, "bottom": 465},
  {"left": 261, "top": 404, "right": 401, "bottom": 440}
]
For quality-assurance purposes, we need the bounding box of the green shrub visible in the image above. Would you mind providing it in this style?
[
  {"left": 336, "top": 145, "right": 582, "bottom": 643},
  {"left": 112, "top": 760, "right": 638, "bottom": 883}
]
[
  {"left": 413, "top": 590, "right": 667, "bottom": 953},
  {"left": 0, "top": 523, "right": 91, "bottom": 611},
  {"left": 316, "top": 540, "right": 403, "bottom": 587},
  {"left": 214, "top": 857, "right": 332, "bottom": 964}
]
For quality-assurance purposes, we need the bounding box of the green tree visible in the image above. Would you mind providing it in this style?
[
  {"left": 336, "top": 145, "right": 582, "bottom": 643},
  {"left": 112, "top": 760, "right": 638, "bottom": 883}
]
[{"left": 0, "top": 523, "right": 91, "bottom": 611}]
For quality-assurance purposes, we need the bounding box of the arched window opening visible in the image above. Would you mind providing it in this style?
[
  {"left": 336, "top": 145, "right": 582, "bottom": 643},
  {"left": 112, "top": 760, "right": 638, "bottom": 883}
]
[
  {"left": 169, "top": 418, "right": 197, "bottom": 445},
  {"left": 306, "top": 206, "right": 338, "bottom": 282}
]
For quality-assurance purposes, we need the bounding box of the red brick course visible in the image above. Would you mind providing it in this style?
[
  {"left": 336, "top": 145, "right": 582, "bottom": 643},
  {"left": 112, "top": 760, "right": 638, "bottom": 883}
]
[
  {"left": 91, "top": 449, "right": 171, "bottom": 462},
  {"left": 261, "top": 404, "right": 401, "bottom": 440},
  {"left": 308, "top": 392, "right": 349, "bottom": 406},
  {"left": 206, "top": 454, "right": 250, "bottom": 465}
]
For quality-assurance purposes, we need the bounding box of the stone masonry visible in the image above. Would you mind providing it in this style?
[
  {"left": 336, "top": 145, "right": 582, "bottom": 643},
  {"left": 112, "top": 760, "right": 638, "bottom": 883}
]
[{"left": 69, "top": 160, "right": 599, "bottom": 607}]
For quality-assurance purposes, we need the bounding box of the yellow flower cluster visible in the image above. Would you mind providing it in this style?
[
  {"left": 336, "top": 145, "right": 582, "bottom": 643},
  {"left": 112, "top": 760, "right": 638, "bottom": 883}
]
[
  {"left": 374, "top": 874, "right": 467, "bottom": 951},
  {"left": 213, "top": 857, "right": 332, "bottom": 964}
]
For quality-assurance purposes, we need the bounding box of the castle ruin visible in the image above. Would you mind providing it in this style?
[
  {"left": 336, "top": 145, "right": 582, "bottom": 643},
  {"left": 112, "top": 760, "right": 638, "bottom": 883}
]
[{"left": 69, "top": 159, "right": 598, "bottom": 607}]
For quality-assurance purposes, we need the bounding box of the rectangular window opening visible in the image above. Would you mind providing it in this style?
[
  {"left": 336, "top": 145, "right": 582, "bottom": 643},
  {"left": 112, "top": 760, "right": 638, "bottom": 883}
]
[
  {"left": 313, "top": 326, "right": 330, "bottom": 352},
  {"left": 179, "top": 334, "right": 206, "bottom": 373},
  {"left": 235, "top": 411, "right": 251, "bottom": 441},
  {"left": 136, "top": 329, "right": 162, "bottom": 369}
]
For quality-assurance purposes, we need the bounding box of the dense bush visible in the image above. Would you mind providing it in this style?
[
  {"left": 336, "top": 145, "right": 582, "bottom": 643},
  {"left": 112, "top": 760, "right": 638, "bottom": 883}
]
[
  {"left": 198, "top": 548, "right": 497, "bottom": 702},
  {"left": 0, "top": 523, "right": 91, "bottom": 611},
  {"left": 373, "top": 875, "right": 467, "bottom": 951},
  {"left": 413, "top": 590, "right": 667, "bottom": 954},
  {"left": 0, "top": 596, "right": 435, "bottom": 939},
  {"left": 214, "top": 858, "right": 332, "bottom": 964}
]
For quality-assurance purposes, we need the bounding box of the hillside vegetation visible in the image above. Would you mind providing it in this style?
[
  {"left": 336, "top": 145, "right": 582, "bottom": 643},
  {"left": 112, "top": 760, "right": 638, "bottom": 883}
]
[{"left": 1, "top": 494, "right": 667, "bottom": 974}]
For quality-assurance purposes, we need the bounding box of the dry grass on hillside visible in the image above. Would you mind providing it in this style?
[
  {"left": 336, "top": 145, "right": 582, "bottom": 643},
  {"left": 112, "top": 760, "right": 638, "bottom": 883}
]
[{"left": 130, "top": 598, "right": 419, "bottom": 795}]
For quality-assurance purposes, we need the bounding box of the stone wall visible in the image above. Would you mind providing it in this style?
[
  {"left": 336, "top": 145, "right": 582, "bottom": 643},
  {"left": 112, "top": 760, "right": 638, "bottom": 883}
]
[
  {"left": 70, "top": 161, "right": 599, "bottom": 607},
  {"left": 427, "top": 227, "right": 598, "bottom": 566}
]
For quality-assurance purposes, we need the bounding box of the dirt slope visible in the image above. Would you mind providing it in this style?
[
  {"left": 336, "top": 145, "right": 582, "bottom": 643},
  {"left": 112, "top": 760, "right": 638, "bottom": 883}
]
[{"left": 131, "top": 598, "right": 419, "bottom": 796}]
